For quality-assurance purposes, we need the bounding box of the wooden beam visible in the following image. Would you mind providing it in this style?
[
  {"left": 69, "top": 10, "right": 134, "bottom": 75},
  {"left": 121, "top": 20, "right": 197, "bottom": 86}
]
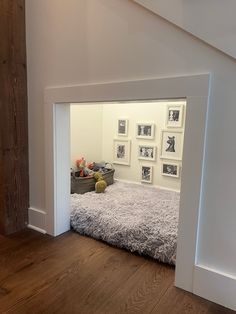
[{"left": 0, "top": 0, "right": 29, "bottom": 234}]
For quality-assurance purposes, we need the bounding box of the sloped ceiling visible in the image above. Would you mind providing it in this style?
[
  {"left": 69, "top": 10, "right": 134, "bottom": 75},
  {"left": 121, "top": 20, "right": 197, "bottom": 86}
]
[{"left": 133, "top": 0, "right": 236, "bottom": 59}]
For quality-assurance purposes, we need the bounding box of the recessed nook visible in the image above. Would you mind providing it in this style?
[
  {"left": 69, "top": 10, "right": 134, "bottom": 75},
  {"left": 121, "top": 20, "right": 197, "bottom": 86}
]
[{"left": 44, "top": 75, "right": 210, "bottom": 293}]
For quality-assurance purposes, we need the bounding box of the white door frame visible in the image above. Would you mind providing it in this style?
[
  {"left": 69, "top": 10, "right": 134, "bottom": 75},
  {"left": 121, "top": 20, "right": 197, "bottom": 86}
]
[{"left": 44, "top": 74, "right": 210, "bottom": 293}]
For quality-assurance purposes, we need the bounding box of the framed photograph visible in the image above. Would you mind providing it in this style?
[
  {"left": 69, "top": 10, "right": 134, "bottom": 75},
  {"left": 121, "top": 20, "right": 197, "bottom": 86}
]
[
  {"left": 162, "top": 162, "right": 180, "bottom": 178},
  {"left": 117, "top": 119, "right": 128, "bottom": 136},
  {"left": 166, "top": 104, "right": 183, "bottom": 128},
  {"left": 113, "top": 139, "right": 131, "bottom": 165},
  {"left": 138, "top": 145, "right": 156, "bottom": 161},
  {"left": 141, "top": 165, "right": 153, "bottom": 183},
  {"left": 136, "top": 122, "right": 155, "bottom": 139},
  {"left": 160, "top": 130, "right": 183, "bottom": 160}
]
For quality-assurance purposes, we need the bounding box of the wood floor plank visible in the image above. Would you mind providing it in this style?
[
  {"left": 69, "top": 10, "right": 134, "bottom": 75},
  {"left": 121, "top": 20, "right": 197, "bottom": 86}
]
[
  {"left": 0, "top": 229, "right": 40, "bottom": 251},
  {"left": 0, "top": 230, "right": 233, "bottom": 314},
  {"left": 0, "top": 233, "right": 107, "bottom": 312},
  {"left": 52, "top": 250, "right": 145, "bottom": 314},
  {"left": 94, "top": 261, "right": 173, "bottom": 314},
  {"left": 10, "top": 242, "right": 145, "bottom": 313},
  {"left": 150, "top": 285, "right": 234, "bottom": 314},
  {"left": 0, "top": 230, "right": 51, "bottom": 281}
]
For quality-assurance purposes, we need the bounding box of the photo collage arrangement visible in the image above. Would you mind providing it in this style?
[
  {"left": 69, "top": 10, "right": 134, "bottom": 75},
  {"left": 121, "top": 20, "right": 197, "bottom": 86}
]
[{"left": 113, "top": 104, "right": 184, "bottom": 184}]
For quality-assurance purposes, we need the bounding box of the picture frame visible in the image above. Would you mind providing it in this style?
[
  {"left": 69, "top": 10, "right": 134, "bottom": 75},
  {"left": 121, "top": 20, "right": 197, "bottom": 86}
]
[
  {"left": 138, "top": 144, "right": 156, "bottom": 161},
  {"left": 113, "top": 139, "right": 131, "bottom": 165},
  {"left": 117, "top": 119, "right": 128, "bottom": 136},
  {"left": 166, "top": 104, "right": 184, "bottom": 128},
  {"left": 136, "top": 122, "right": 155, "bottom": 139},
  {"left": 141, "top": 165, "right": 153, "bottom": 183},
  {"left": 160, "top": 130, "right": 183, "bottom": 160},
  {"left": 161, "top": 162, "right": 180, "bottom": 178}
]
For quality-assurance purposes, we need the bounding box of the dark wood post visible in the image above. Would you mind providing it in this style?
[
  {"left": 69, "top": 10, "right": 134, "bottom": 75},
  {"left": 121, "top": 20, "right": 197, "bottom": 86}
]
[{"left": 0, "top": 0, "right": 29, "bottom": 234}]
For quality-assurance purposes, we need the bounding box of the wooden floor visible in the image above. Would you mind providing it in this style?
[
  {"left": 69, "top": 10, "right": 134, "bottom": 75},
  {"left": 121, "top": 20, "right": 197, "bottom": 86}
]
[{"left": 0, "top": 230, "right": 233, "bottom": 314}]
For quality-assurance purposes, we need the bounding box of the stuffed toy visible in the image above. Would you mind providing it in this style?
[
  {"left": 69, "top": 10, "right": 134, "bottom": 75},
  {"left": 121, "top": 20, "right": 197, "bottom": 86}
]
[
  {"left": 93, "top": 162, "right": 106, "bottom": 172},
  {"left": 93, "top": 172, "right": 107, "bottom": 193},
  {"left": 87, "top": 162, "right": 94, "bottom": 170},
  {"left": 76, "top": 157, "right": 94, "bottom": 177}
]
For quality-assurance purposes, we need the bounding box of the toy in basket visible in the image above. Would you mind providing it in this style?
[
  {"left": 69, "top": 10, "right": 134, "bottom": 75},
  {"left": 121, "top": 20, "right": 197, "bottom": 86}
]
[{"left": 71, "top": 158, "right": 115, "bottom": 194}]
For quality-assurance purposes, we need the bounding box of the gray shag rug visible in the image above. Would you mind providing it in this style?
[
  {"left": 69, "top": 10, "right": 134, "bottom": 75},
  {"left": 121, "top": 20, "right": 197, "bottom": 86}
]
[{"left": 70, "top": 181, "right": 179, "bottom": 265}]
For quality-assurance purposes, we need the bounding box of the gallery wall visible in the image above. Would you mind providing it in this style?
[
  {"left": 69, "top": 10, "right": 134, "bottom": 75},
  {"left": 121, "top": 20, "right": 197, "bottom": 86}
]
[
  {"left": 102, "top": 101, "right": 186, "bottom": 191},
  {"left": 70, "top": 101, "right": 185, "bottom": 191},
  {"left": 26, "top": 0, "right": 236, "bottom": 293}
]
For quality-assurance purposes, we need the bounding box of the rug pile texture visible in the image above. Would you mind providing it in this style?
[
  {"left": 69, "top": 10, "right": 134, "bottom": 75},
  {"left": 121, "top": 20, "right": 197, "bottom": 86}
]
[{"left": 70, "top": 181, "right": 179, "bottom": 265}]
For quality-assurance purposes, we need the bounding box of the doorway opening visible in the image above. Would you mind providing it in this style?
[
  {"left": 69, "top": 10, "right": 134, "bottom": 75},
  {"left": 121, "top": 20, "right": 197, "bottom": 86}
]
[
  {"left": 70, "top": 99, "right": 186, "bottom": 265},
  {"left": 44, "top": 75, "right": 210, "bottom": 292}
]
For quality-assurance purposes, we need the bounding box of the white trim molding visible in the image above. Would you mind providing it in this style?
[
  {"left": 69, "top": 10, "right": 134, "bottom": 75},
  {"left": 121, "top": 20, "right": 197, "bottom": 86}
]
[
  {"left": 193, "top": 265, "right": 236, "bottom": 311},
  {"left": 28, "top": 207, "right": 47, "bottom": 234},
  {"left": 28, "top": 224, "right": 47, "bottom": 234},
  {"left": 44, "top": 74, "right": 210, "bottom": 295},
  {"left": 115, "top": 179, "right": 180, "bottom": 193}
]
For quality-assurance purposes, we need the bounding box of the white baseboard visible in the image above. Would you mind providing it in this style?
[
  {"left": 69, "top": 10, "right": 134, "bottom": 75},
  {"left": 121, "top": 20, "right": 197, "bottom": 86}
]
[
  {"left": 114, "top": 178, "right": 180, "bottom": 193},
  {"left": 193, "top": 264, "right": 236, "bottom": 311},
  {"left": 28, "top": 224, "right": 47, "bottom": 234},
  {"left": 28, "top": 207, "right": 47, "bottom": 234}
]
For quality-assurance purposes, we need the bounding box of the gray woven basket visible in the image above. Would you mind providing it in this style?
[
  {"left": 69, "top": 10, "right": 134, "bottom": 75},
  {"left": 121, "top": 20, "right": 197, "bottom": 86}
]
[{"left": 71, "top": 169, "right": 115, "bottom": 194}]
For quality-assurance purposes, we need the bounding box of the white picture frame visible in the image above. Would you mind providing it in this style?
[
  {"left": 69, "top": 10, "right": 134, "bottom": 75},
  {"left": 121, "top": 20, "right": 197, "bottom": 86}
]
[
  {"left": 138, "top": 144, "right": 156, "bottom": 161},
  {"left": 136, "top": 122, "right": 155, "bottom": 139},
  {"left": 166, "top": 104, "right": 184, "bottom": 128},
  {"left": 162, "top": 162, "right": 180, "bottom": 178},
  {"left": 141, "top": 165, "right": 153, "bottom": 183},
  {"left": 113, "top": 139, "right": 131, "bottom": 165},
  {"left": 160, "top": 130, "right": 183, "bottom": 160},
  {"left": 117, "top": 119, "right": 128, "bottom": 136}
]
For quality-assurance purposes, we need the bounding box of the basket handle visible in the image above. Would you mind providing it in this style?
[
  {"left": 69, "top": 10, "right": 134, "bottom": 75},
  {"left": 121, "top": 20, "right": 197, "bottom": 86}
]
[{"left": 71, "top": 168, "right": 76, "bottom": 178}]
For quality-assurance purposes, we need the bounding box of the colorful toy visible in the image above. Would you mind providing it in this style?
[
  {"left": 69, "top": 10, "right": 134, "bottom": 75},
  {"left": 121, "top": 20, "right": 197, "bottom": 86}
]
[
  {"left": 93, "top": 172, "right": 107, "bottom": 193},
  {"left": 76, "top": 157, "right": 94, "bottom": 177},
  {"left": 87, "top": 162, "right": 94, "bottom": 170}
]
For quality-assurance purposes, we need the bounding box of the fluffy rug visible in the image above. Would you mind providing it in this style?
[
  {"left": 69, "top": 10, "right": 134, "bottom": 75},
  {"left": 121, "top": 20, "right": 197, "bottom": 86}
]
[{"left": 70, "top": 181, "right": 179, "bottom": 265}]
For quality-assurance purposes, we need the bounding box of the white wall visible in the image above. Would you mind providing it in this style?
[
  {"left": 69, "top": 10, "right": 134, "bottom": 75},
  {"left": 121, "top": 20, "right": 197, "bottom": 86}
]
[
  {"left": 70, "top": 104, "right": 103, "bottom": 167},
  {"left": 26, "top": 0, "right": 236, "bottom": 304},
  {"left": 134, "top": 0, "right": 236, "bottom": 59}
]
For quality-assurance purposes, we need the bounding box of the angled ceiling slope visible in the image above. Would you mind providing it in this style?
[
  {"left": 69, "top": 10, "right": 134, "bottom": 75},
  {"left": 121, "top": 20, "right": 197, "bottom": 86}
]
[{"left": 133, "top": 0, "right": 236, "bottom": 60}]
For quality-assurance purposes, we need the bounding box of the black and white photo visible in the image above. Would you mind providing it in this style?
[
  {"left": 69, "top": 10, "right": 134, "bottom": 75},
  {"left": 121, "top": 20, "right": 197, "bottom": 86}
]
[
  {"left": 116, "top": 144, "right": 125, "bottom": 159},
  {"left": 138, "top": 145, "right": 156, "bottom": 161},
  {"left": 169, "top": 110, "right": 179, "bottom": 122},
  {"left": 113, "top": 139, "right": 131, "bottom": 165},
  {"left": 166, "top": 136, "right": 175, "bottom": 152},
  {"left": 162, "top": 162, "right": 180, "bottom": 178},
  {"left": 141, "top": 165, "right": 153, "bottom": 183},
  {"left": 136, "top": 123, "right": 155, "bottom": 139},
  {"left": 166, "top": 104, "right": 183, "bottom": 128},
  {"left": 160, "top": 130, "right": 183, "bottom": 160},
  {"left": 117, "top": 119, "right": 128, "bottom": 136}
]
